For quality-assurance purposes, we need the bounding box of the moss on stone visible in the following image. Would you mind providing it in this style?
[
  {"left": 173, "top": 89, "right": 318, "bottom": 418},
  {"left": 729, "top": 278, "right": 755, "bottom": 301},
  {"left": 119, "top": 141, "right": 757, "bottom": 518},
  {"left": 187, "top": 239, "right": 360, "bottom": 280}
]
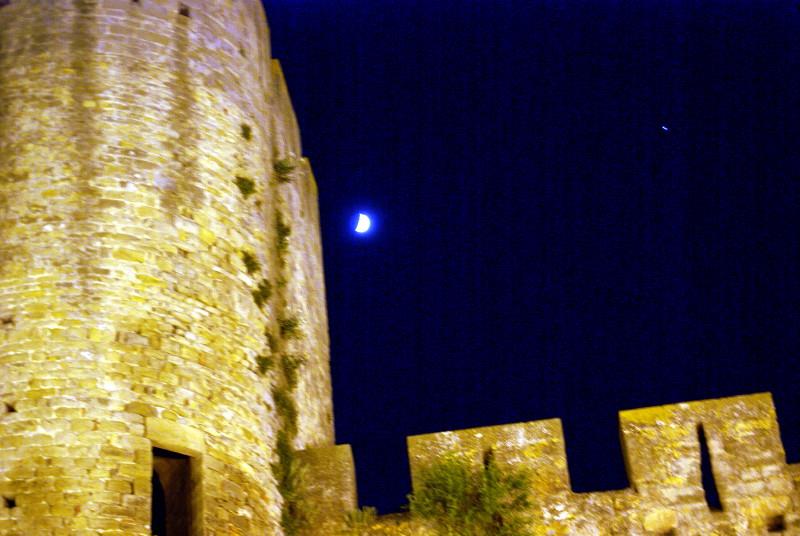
[
  {"left": 235, "top": 175, "right": 256, "bottom": 198},
  {"left": 241, "top": 250, "right": 260, "bottom": 274},
  {"left": 274, "top": 387, "right": 298, "bottom": 438},
  {"left": 408, "top": 450, "right": 533, "bottom": 536},
  {"left": 276, "top": 213, "right": 292, "bottom": 254},
  {"left": 344, "top": 506, "right": 378, "bottom": 534},
  {"left": 272, "top": 431, "right": 312, "bottom": 535},
  {"left": 279, "top": 316, "right": 301, "bottom": 339},
  {"left": 252, "top": 279, "right": 272, "bottom": 309},
  {"left": 274, "top": 158, "right": 295, "bottom": 183},
  {"left": 256, "top": 355, "right": 274, "bottom": 376},
  {"left": 281, "top": 353, "right": 307, "bottom": 390}
]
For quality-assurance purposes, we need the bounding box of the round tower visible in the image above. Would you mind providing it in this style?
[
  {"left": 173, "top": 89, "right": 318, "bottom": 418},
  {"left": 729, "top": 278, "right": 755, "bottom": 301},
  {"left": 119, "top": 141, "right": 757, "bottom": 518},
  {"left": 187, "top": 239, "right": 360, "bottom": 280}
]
[{"left": 0, "top": 1, "right": 333, "bottom": 534}]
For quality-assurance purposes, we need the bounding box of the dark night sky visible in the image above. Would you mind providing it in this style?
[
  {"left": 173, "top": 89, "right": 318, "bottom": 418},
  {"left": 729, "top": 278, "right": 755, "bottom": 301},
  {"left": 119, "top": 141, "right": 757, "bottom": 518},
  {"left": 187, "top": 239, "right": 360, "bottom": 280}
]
[{"left": 261, "top": 0, "right": 800, "bottom": 514}]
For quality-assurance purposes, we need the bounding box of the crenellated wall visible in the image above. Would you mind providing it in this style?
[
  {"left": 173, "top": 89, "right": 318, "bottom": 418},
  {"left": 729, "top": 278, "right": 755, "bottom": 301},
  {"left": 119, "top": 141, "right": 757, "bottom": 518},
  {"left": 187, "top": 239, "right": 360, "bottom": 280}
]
[
  {"left": 1, "top": 3, "right": 795, "bottom": 536},
  {"left": 0, "top": 1, "right": 332, "bottom": 534},
  {"left": 309, "top": 393, "right": 800, "bottom": 535}
]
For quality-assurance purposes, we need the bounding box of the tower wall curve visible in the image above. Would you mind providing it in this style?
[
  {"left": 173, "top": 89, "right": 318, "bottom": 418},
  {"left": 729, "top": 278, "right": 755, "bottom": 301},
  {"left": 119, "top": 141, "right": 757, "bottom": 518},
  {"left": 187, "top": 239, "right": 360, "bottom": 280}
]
[{"left": 0, "top": 1, "right": 327, "bottom": 533}]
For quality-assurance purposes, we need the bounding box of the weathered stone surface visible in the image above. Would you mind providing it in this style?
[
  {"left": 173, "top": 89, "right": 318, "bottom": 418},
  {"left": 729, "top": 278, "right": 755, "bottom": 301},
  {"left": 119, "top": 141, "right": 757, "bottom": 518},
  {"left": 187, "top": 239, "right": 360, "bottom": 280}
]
[
  {"left": 296, "top": 444, "right": 357, "bottom": 534},
  {"left": 0, "top": 1, "right": 333, "bottom": 534},
  {"left": 316, "top": 394, "right": 800, "bottom": 535}
]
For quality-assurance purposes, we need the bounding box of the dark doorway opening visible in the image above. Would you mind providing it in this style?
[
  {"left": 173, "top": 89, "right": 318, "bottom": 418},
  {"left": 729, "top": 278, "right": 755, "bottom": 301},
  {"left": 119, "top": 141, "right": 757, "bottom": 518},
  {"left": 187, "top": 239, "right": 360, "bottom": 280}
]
[
  {"left": 152, "top": 447, "right": 192, "bottom": 536},
  {"left": 698, "top": 424, "right": 723, "bottom": 511}
]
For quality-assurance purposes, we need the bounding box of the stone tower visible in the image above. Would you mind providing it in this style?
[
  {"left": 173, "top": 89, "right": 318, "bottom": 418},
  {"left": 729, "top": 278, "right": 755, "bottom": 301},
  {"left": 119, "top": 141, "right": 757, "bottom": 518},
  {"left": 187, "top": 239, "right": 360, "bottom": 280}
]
[{"left": 0, "top": 1, "right": 333, "bottom": 534}]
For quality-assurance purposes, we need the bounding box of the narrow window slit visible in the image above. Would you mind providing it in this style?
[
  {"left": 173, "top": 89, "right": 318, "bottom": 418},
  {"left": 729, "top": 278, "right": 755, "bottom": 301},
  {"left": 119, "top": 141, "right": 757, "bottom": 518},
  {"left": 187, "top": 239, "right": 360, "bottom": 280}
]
[
  {"left": 3, "top": 497, "right": 16, "bottom": 509},
  {"left": 240, "top": 123, "right": 252, "bottom": 141},
  {"left": 698, "top": 424, "right": 723, "bottom": 511},
  {"left": 178, "top": 3, "right": 190, "bottom": 17},
  {"left": 1, "top": 315, "right": 15, "bottom": 328},
  {"left": 3, "top": 402, "right": 16, "bottom": 414}
]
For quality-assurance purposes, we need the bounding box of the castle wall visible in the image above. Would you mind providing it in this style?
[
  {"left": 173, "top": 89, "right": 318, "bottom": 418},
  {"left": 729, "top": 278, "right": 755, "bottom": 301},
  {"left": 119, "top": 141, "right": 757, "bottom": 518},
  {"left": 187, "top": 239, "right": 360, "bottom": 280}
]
[
  {"left": 314, "top": 393, "right": 800, "bottom": 535},
  {"left": 405, "top": 393, "right": 799, "bottom": 535},
  {"left": 0, "top": 1, "right": 332, "bottom": 534}
]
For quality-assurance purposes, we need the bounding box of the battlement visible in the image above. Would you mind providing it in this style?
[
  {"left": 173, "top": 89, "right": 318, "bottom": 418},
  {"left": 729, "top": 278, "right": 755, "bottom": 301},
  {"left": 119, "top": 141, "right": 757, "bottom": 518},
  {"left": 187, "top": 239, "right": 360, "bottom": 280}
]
[{"left": 304, "top": 393, "right": 800, "bottom": 535}]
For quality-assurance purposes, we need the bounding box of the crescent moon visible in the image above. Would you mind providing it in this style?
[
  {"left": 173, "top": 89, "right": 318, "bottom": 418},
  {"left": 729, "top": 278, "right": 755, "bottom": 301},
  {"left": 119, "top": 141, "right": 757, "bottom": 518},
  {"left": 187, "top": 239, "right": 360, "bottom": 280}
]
[{"left": 355, "top": 213, "right": 371, "bottom": 233}]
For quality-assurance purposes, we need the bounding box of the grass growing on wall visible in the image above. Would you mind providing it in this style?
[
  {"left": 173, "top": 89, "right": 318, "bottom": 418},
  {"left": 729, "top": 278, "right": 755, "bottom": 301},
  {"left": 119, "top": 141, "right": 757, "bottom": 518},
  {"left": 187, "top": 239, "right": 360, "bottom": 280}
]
[
  {"left": 274, "top": 158, "right": 295, "bottom": 183},
  {"left": 344, "top": 507, "right": 378, "bottom": 535},
  {"left": 252, "top": 279, "right": 273, "bottom": 309},
  {"left": 267, "top": 199, "right": 313, "bottom": 534},
  {"left": 272, "top": 431, "right": 312, "bottom": 535},
  {"left": 241, "top": 251, "right": 260, "bottom": 274},
  {"left": 279, "top": 316, "right": 301, "bottom": 339},
  {"left": 235, "top": 175, "right": 256, "bottom": 197},
  {"left": 256, "top": 354, "right": 274, "bottom": 375},
  {"left": 275, "top": 215, "right": 292, "bottom": 256},
  {"left": 408, "top": 449, "right": 533, "bottom": 536}
]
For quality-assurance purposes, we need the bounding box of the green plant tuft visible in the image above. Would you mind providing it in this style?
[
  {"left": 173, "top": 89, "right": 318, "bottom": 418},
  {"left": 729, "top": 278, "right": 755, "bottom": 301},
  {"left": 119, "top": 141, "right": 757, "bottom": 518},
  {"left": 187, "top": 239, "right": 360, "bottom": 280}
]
[
  {"left": 275, "top": 213, "right": 292, "bottom": 253},
  {"left": 256, "top": 354, "right": 274, "bottom": 375},
  {"left": 252, "top": 279, "right": 272, "bottom": 309},
  {"left": 272, "top": 431, "right": 313, "bottom": 536},
  {"left": 274, "top": 158, "right": 296, "bottom": 183},
  {"left": 408, "top": 449, "right": 533, "bottom": 536},
  {"left": 273, "top": 387, "right": 298, "bottom": 438},
  {"left": 241, "top": 250, "right": 260, "bottom": 274},
  {"left": 344, "top": 506, "right": 378, "bottom": 535},
  {"left": 235, "top": 175, "right": 256, "bottom": 198},
  {"left": 265, "top": 330, "right": 278, "bottom": 353},
  {"left": 281, "top": 353, "right": 308, "bottom": 390},
  {"left": 279, "top": 316, "right": 301, "bottom": 339}
]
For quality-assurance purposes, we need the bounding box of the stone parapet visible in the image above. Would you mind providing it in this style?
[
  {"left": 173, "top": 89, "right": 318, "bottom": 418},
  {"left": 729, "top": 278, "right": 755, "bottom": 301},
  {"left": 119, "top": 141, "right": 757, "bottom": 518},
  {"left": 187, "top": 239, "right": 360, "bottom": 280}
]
[{"left": 318, "top": 393, "right": 800, "bottom": 535}]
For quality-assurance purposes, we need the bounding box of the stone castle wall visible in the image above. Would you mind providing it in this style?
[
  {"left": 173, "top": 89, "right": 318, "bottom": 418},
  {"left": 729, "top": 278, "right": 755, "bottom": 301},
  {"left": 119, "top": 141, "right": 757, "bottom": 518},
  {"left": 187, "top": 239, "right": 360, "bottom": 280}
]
[
  {"left": 0, "top": 1, "right": 332, "bottom": 534},
  {"left": 310, "top": 393, "right": 800, "bottom": 535},
  {"left": 0, "top": 3, "right": 794, "bottom": 536}
]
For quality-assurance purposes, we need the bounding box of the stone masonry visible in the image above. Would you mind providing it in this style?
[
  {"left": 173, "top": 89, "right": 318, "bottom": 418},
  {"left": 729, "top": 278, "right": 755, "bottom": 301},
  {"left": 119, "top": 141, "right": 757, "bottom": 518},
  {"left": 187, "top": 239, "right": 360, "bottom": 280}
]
[
  {"left": 310, "top": 393, "right": 800, "bottom": 535},
  {"left": 1, "top": 3, "right": 798, "bottom": 536},
  {"left": 0, "top": 0, "right": 332, "bottom": 534}
]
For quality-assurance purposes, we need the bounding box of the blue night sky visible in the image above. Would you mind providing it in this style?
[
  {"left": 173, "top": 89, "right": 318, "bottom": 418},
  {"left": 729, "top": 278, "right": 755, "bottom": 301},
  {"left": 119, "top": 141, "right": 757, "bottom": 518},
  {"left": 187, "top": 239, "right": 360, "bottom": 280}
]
[{"left": 262, "top": 0, "right": 800, "bottom": 513}]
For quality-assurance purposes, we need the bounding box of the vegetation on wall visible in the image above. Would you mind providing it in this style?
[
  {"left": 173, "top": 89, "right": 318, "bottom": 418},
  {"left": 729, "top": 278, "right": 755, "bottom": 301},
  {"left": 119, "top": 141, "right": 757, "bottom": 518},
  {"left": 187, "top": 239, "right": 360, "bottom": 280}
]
[
  {"left": 252, "top": 279, "right": 273, "bottom": 309},
  {"left": 272, "top": 350, "right": 315, "bottom": 535},
  {"left": 241, "top": 123, "right": 253, "bottom": 141},
  {"left": 272, "top": 430, "right": 312, "bottom": 535},
  {"left": 408, "top": 449, "right": 533, "bottom": 536},
  {"left": 279, "top": 315, "right": 301, "bottom": 339},
  {"left": 241, "top": 250, "right": 260, "bottom": 274},
  {"left": 265, "top": 329, "right": 278, "bottom": 354},
  {"left": 256, "top": 354, "right": 274, "bottom": 375},
  {"left": 344, "top": 506, "right": 378, "bottom": 535},
  {"left": 281, "top": 353, "right": 307, "bottom": 390},
  {"left": 274, "top": 158, "right": 296, "bottom": 183},
  {"left": 276, "top": 212, "right": 292, "bottom": 254},
  {"left": 235, "top": 175, "right": 256, "bottom": 198},
  {"left": 268, "top": 201, "right": 313, "bottom": 535}
]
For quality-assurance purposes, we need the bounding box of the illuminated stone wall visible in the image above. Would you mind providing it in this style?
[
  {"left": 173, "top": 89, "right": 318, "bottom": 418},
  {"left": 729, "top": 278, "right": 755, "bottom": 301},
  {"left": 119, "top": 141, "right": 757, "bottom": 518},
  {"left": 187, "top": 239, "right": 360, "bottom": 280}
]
[
  {"left": 0, "top": 0, "right": 333, "bottom": 534},
  {"left": 316, "top": 393, "right": 800, "bottom": 535}
]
